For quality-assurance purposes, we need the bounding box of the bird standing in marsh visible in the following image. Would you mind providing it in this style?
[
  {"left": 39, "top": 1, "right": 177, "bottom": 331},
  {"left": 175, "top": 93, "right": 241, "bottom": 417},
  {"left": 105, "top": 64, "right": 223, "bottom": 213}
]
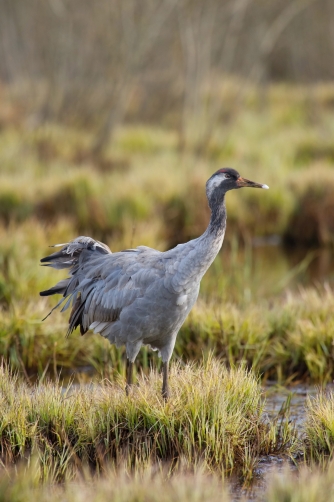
[{"left": 40, "top": 168, "right": 269, "bottom": 399}]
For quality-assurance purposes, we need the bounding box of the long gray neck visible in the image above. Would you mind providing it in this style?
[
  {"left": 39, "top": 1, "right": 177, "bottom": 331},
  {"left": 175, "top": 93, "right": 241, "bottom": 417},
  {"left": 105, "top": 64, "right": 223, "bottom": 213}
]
[
  {"left": 207, "top": 195, "right": 227, "bottom": 238},
  {"left": 189, "top": 195, "right": 227, "bottom": 281},
  {"left": 167, "top": 193, "right": 227, "bottom": 291}
]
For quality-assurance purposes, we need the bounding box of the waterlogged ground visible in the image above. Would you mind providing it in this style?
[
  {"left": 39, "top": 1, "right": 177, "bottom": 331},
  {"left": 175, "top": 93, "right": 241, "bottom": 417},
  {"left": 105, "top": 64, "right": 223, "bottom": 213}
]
[{"left": 230, "top": 383, "right": 334, "bottom": 500}]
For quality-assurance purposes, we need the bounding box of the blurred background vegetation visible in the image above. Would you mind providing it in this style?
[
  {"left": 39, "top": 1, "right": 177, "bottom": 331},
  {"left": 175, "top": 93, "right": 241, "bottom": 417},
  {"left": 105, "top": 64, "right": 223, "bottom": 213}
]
[{"left": 1, "top": 0, "right": 334, "bottom": 379}]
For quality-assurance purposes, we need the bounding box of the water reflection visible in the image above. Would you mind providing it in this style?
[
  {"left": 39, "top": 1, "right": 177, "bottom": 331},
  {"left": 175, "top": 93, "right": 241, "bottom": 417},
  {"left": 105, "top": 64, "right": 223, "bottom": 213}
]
[
  {"left": 201, "top": 243, "right": 334, "bottom": 303},
  {"left": 288, "top": 246, "right": 334, "bottom": 284}
]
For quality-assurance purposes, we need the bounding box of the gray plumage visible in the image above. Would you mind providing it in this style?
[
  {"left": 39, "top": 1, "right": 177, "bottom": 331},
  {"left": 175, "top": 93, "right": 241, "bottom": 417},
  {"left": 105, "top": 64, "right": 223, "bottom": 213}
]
[{"left": 40, "top": 168, "right": 268, "bottom": 398}]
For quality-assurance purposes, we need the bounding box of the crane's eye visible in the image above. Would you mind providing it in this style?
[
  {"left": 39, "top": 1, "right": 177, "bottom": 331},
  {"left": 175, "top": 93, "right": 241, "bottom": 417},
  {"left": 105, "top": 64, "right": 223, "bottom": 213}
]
[{"left": 225, "top": 174, "right": 231, "bottom": 179}]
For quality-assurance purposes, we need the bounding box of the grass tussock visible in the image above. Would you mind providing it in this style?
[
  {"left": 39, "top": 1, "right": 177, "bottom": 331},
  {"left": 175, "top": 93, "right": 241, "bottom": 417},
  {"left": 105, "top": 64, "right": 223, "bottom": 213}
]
[
  {"left": 0, "top": 358, "right": 291, "bottom": 480},
  {"left": 179, "top": 286, "right": 334, "bottom": 383},
  {"left": 304, "top": 389, "right": 334, "bottom": 460}
]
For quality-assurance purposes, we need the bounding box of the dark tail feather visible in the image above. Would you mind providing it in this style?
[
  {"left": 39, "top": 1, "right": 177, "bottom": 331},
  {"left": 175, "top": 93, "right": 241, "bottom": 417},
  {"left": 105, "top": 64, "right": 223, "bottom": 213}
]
[
  {"left": 40, "top": 279, "right": 70, "bottom": 297},
  {"left": 40, "top": 249, "right": 70, "bottom": 263},
  {"left": 67, "top": 298, "right": 86, "bottom": 337}
]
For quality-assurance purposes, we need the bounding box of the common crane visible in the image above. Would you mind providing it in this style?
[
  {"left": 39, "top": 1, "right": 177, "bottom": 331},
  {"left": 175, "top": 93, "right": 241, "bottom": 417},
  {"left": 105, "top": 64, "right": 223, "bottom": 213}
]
[{"left": 40, "top": 168, "right": 268, "bottom": 399}]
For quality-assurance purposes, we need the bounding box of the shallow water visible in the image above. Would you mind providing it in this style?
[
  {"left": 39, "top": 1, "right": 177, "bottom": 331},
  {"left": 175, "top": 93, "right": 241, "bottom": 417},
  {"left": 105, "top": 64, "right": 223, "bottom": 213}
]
[{"left": 264, "top": 384, "right": 316, "bottom": 431}]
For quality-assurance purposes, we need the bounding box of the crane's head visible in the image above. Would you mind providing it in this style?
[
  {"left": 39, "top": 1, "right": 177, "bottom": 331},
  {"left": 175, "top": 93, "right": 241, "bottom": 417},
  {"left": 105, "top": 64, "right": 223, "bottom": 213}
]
[{"left": 206, "top": 168, "right": 269, "bottom": 205}]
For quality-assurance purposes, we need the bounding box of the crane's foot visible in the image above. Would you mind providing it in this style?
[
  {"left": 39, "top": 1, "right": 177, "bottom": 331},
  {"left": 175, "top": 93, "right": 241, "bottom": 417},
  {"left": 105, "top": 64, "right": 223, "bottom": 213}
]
[{"left": 162, "top": 386, "right": 170, "bottom": 401}]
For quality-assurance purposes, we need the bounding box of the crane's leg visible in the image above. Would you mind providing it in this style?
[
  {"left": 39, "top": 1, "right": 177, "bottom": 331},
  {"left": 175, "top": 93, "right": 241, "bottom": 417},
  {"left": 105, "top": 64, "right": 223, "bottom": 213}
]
[
  {"left": 125, "top": 342, "right": 142, "bottom": 396},
  {"left": 162, "top": 361, "right": 170, "bottom": 400},
  {"left": 126, "top": 359, "right": 133, "bottom": 396}
]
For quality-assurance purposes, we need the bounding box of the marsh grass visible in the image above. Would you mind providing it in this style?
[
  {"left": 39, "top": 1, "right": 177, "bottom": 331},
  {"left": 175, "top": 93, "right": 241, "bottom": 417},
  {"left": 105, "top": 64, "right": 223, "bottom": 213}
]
[
  {"left": 176, "top": 286, "right": 334, "bottom": 383},
  {"left": 304, "top": 389, "right": 334, "bottom": 462},
  {"left": 0, "top": 358, "right": 294, "bottom": 482}
]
